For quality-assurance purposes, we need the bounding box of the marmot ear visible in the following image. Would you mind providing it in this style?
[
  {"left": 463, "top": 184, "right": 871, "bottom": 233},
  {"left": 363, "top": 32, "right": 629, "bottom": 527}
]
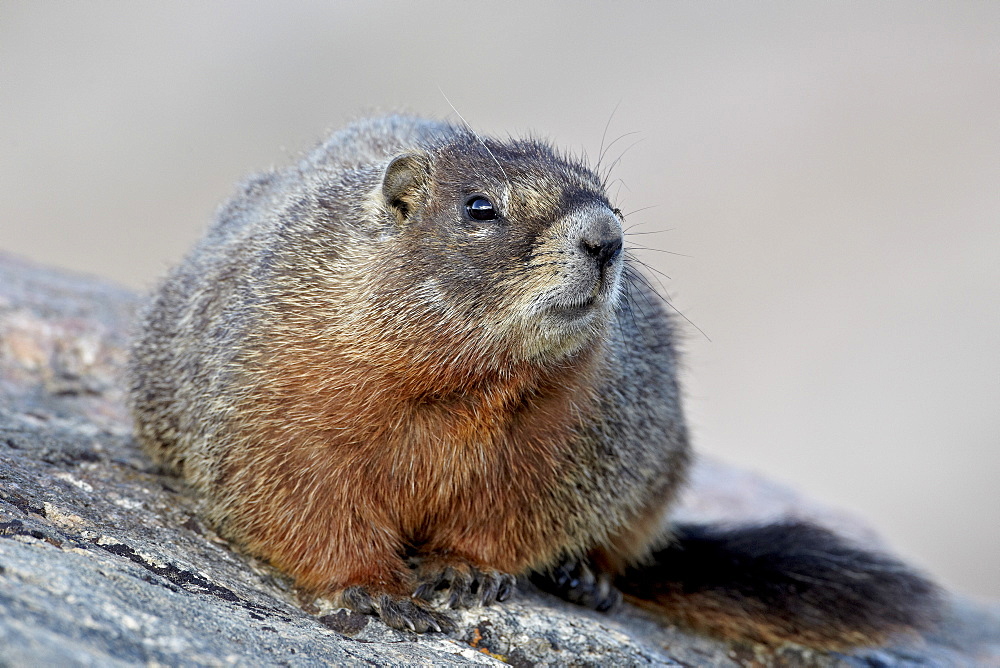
[{"left": 382, "top": 152, "right": 431, "bottom": 223}]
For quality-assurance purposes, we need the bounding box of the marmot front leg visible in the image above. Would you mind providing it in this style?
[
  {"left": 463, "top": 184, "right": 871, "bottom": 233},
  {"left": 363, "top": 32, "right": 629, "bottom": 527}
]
[
  {"left": 533, "top": 497, "right": 670, "bottom": 612},
  {"left": 335, "top": 583, "right": 456, "bottom": 633},
  {"left": 238, "top": 498, "right": 456, "bottom": 633},
  {"left": 319, "top": 553, "right": 457, "bottom": 633},
  {"left": 411, "top": 554, "right": 517, "bottom": 609},
  {"left": 531, "top": 555, "right": 622, "bottom": 612}
]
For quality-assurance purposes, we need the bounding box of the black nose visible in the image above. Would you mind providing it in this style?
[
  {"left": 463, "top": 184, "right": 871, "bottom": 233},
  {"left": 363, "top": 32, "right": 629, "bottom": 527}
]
[{"left": 581, "top": 234, "right": 623, "bottom": 269}]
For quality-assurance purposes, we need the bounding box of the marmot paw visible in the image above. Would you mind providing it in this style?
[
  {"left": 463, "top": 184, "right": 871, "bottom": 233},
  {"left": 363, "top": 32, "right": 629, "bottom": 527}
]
[
  {"left": 532, "top": 559, "right": 622, "bottom": 612},
  {"left": 340, "top": 585, "right": 456, "bottom": 633},
  {"left": 412, "top": 560, "right": 516, "bottom": 609}
]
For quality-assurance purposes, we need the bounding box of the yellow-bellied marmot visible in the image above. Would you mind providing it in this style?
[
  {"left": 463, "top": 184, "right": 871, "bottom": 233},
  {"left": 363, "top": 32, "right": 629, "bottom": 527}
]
[{"left": 127, "top": 115, "right": 937, "bottom": 647}]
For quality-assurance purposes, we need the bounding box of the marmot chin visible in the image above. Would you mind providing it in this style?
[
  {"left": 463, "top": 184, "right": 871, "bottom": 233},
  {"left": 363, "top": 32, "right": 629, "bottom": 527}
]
[{"left": 127, "top": 115, "right": 937, "bottom": 648}]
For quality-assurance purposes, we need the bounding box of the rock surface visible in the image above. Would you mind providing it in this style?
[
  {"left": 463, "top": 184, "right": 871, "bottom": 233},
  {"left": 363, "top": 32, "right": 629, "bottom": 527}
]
[{"left": 1, "top": 251, "right": 997, "bottom": 667}]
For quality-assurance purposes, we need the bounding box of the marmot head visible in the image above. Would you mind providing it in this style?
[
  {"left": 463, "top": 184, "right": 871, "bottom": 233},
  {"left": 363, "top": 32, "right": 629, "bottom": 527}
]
[{"left": 367, "top": 128, "right": 625, "bottom": 364}]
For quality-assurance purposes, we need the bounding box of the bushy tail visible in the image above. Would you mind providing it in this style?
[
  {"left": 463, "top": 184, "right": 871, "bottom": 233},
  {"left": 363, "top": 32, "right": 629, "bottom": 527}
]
[{"left": 615, "top": 521, "right": 940, "bottom": 650}]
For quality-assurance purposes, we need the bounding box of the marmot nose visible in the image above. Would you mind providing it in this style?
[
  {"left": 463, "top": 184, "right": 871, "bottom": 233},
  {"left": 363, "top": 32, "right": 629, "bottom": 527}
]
[{"left": 581, "top": 234, "right": 623, "bottom": 269}]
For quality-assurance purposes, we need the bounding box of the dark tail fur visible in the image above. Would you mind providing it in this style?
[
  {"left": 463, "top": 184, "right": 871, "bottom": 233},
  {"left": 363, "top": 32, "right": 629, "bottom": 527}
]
[{"left": 615, "top": 521, "right": 940, "bottom": 650}]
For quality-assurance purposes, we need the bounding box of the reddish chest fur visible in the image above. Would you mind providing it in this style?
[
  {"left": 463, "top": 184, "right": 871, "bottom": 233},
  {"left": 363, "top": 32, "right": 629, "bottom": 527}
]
[{"left": 220, "top": 316, "right": 602, "bottom": 593}]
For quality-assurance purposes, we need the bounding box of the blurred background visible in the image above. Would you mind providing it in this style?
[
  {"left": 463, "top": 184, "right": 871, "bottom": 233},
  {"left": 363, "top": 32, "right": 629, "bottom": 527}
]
[{"left": 2, "top": 2, "right": 997, "bottom": 599}]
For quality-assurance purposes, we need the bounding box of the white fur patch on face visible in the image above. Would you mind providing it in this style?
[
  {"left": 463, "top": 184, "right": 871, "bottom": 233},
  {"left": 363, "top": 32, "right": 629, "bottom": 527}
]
[
  {"left": 468, "top": 226, "right": 497, "bottom": 240},
  {"left": 491, "top": 203, "right": 624, "bottom": 360},
  {"left": 414, "top": 277, "right": 448, "bottom": 304}
]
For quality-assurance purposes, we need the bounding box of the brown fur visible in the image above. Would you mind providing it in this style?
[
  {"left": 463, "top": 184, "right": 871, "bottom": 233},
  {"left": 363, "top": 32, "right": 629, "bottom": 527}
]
[{"left": 220, "top": 327, "right": 604, "bottom": 593}]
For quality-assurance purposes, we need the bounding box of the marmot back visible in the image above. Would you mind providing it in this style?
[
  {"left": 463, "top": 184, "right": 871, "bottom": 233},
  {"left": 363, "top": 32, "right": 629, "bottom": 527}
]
[{"left": 128, "top": 115, "right": 937, "bottom": 645}]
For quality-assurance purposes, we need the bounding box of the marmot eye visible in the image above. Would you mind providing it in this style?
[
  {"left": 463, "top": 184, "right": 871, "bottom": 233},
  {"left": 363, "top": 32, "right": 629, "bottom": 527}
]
[{"left": 466, "top": 196, "right": 497, "bottom": 221}]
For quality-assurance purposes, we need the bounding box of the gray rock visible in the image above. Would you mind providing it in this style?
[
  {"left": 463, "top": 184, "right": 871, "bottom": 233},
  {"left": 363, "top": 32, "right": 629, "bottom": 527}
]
[{"left": 1, "top": 251, "right": 997, "bottom": 666}]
